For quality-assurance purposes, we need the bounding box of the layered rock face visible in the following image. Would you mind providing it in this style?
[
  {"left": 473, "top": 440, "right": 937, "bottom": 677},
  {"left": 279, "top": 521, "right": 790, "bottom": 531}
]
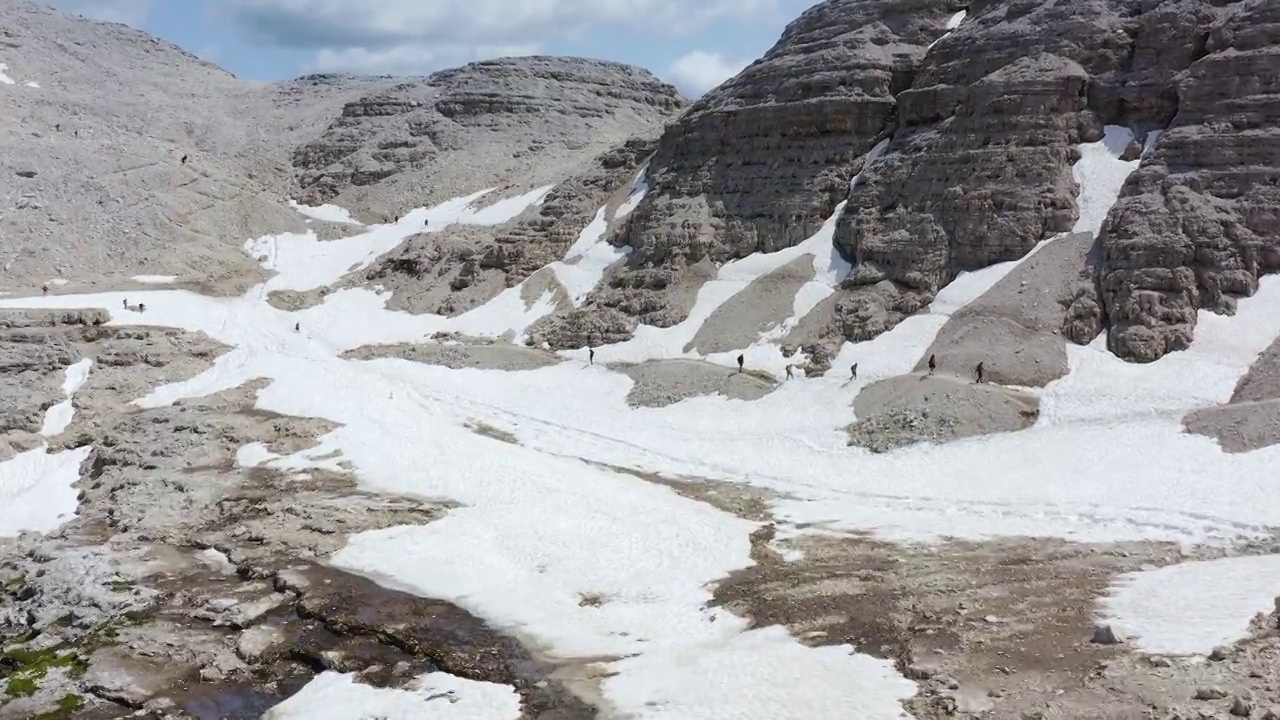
[
  {"left": 1098, "top": 0, "right": 1280, "bottom": 361},
  {"left": 558, "top": 0, "right": 1280, "bottom": 364},
  {"left": 292, "top": 58, "right": 683, "bottom": 217},
  {"left": 577, "top": 0, "right": 958, "bottom": 332}
]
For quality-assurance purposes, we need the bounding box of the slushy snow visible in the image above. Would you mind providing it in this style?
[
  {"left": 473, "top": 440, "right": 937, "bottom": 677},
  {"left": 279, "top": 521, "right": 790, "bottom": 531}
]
[
  {"left": 1099, "top": 554, "right": 1280, "bottom": 655},
  {"left": 263, "top": 671, "right": 521, "bottom": 720},
  {"left": 289, "top": 200, "right": 362, "bottom": 225}
]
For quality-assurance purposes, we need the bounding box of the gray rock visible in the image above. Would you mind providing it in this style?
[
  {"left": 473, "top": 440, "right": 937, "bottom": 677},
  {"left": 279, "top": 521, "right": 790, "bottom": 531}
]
[
  {"left": 848, "top": 374, "right": 1040, "bottom": 452},
  {"left": 1194, "top": 687, "right": 1230, "bottom": 701},
  {"left": 1091, "top": 624, "right": 1125, "bottom": 645},
  {"left": 1099, "top": 1, "right": 1280, "bottom": 361},
  {"left": 1233, "top": 697, "right": 1256, "bottom": 717}
]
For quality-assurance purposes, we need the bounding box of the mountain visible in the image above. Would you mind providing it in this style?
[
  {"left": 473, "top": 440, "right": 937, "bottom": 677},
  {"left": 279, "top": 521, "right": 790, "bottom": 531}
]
[
  {"left": 0, "top": 0, "right": 683, "bottom": 295},
  {"left": 536, "top": 0, "right": 1280, "bottom": 368}
]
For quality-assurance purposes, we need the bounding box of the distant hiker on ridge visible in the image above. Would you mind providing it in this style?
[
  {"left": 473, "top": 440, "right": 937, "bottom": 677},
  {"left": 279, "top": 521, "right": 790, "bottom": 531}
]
[
  {"left": 927, "top": 354, "right": 936, "bottom": 375},
  {"left": 588, "top": 347, "right": 595, "bottom": 365},
  {"left": 851, "top": 363, "right": 858, "bottom": 380},
  {"left": 975, "top": 361, "right": 985, "bottom": 384},
  {"left": 737, "top": 354, "right": 745, "bottom": 374},
  {"left": 785, "top": 364, "right": 794, "bottom": 380}
]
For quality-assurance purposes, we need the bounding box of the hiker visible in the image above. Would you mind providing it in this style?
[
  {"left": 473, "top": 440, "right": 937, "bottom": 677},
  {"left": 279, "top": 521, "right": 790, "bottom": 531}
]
[
  {"left": 737, "top": 354, "right": 745, "bottom": 374},
  {"left": 588, "top": 347, "right": 595, "bottom": 365},
  {"left": 423, "top": 218, "right": 430, "bottom": 228},
  {"left": 138, "top": 302, "right": 146, "bottom": 312},
  {"left": 41, "top": 283, "right": 48, "bottom": 295},
  {"left": 295, "top": 322, "right": 300, "bottom": 332},
  {"left": 975, "top": 361, "right": 985, "bottom": 384},
  {"left": 122, "top": 298, "right": 128, "bottom": 309},
  {"left": 55, "top": 123, "right": 61, "bottom": 132},
  {"left": 927, "top": 354, "right": 936, "bottom": 375},
  {"left": 851, "top": 362, "right": 858, "bottom": 380},
  {"left": 785, "top": 364, "right": 794, "bottom": 380},
  {"left": 74, "top": 130, "right": 79, "bottom": 138},
  {"left": 180, "top": 154, "right": 188, "bottom": 165}
]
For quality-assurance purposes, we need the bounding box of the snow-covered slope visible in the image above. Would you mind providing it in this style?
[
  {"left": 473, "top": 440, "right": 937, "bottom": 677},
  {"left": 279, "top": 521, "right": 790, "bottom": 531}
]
[{"left": 3, "top": 119, "right": 1279, "bottom": 712}]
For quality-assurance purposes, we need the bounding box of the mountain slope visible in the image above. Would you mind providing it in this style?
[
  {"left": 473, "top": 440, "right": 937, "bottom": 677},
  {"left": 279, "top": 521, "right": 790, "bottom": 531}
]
[{"left": 0, "top": 0, "right": 683, "bottom": 295}]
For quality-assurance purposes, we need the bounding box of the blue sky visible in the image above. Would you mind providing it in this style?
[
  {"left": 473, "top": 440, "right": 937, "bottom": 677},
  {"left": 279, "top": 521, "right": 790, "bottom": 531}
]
[{"left": 43, "top": 0, "right": 817, "bottom": 96}]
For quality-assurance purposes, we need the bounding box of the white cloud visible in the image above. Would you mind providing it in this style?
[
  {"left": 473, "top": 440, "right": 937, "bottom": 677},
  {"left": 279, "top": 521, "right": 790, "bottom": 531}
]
[
  {"left": 229, "top": 0, "right": 784, "bottom": 47},
  {"left": 667, "top": 51, "right": 749, "bottom": 97},
  {"left": 306, "top": 43, "right": 542, "bottom": 76},
  {"left": 43, "top": 0, "right": 151, "bottom": 26}
]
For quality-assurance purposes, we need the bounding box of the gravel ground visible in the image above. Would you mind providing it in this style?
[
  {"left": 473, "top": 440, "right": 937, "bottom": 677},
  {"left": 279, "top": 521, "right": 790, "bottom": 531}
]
[
  {"left": 617, "top": 358, "right": 778, "bottom": 408},
  {"left": 848, "top": 374, "right": 1040, "bottom": 452}
]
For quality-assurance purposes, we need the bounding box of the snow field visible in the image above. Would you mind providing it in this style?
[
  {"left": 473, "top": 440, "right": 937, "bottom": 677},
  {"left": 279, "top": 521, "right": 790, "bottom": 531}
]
[
  {"left": 2, "top": 132, "right": 1279, "bottom": 716},
  {"left": 0, "top": 358, "right": 94, "bottom": 537},
  {"left": 288, "top": 200, "right": 362, "bottom": 225},
  {"left": 1098, "top": 554, "right": 1280, "bottom": 656}
]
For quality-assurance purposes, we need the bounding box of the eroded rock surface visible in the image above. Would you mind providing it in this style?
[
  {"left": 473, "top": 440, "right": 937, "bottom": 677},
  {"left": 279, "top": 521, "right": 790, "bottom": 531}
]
[
  {"left": 848, "top": 375, "right": 1040, "bottom": 452},
  {"left": 1099, "top": 1, "right": 1280, "bottom": 362}
]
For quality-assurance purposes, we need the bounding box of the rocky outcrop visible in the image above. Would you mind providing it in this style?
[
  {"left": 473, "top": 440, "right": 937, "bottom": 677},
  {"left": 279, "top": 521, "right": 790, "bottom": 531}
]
[
  {"left": 1098, "top": 0, "right": 1280, "bottom": 361},
  {"left": 1185, "top": 334, "right": 1280, "bottom": 452},
  {"left": 293, "top": 59, "right": 682, "bottom": 217},
  {"left": 361, "top": 138, "right": 658, "bottom": 316},
  {"left": 552, "top": 0, "right": 1280, "bottom": 367},
  {"left": 571, "top": 0, "right": 963, "bottom": 333}
]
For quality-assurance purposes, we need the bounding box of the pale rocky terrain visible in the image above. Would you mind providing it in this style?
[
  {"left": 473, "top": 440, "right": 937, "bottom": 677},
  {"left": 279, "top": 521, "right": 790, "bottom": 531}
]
[
  {"left": 0, "top": 0, "right": 682, "bottom": 296},
  {"left": 3, "top": 1, "right": 1280, "bottom": 719}
]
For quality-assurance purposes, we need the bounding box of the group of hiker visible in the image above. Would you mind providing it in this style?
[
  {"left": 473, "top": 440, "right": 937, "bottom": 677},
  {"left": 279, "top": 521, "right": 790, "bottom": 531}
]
[{"left": 928, "top": 353, "right": 985, "bottom": 383}]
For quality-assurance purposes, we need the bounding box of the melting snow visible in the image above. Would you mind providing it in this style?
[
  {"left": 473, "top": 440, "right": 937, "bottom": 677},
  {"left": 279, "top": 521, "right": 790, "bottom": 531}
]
[
  {"left": 289, "top": 200, "right": 362, "bottom": 225},
  {"left": 25, "top": 81, "right": 38, "bottom": 88},
  {"left": 263, "top": 671, "right": 522, "bottom": 720},
  {"left": 928, "top": 9, "right": 968, "bottom": 50},
  {"left": 0, "top": 63, "right": 13, "bottom": 85},
  {"left": 41, "top": 358, "right": 93, "bottom": 437},
  {"left": 1099, "top": 554, "right": 1280, "bottom": 655},
  {"left": 0, "top": 359, "right": 94, "bottom": 537},
  {"left": 550, "top": 167, "right": 647, "bottom": 306},
  {"left": 131, "top": 275, "right": 178, "bottom": 284}
]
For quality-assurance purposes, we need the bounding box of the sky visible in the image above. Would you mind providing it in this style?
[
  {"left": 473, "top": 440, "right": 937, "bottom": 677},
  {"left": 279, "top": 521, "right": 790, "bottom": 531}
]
[{"left": 40, "top": 0, "right": 818, "bottom": 97}]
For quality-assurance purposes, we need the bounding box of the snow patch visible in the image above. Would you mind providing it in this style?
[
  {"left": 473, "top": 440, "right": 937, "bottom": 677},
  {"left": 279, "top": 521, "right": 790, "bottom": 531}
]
[
  {"left": 1073, "top": 125, "right": 1142, "bottom": 237},
  {"left": 946, "top": 9, "right": 968, "bottom": 29},
  {"left": 246, "top": 186, "right": 552, "bottom": 293},
  {"left": 235, "top": 442, "right": 280, "bottom": 468},
  {"left": 131, "top": 275, "right": 178, "bottom": 284},
  {"left": 50, "top": 278, "right": 69, "bottom": 286},
  {"left": 1099, "top": 554, "right": 1280, "bottom": 655},
  {"left": 0, "top": 446, "right": 92, "bottom": 537},
  {"left": 25, "top": 81, "right": 38, "bottom": 88},
  {"left": 264, "top": 671, "right": 521, "bottom": 720},
  {"left": 41, "top": 358, "right": 93, "bottom": 437},
  {"left": 615, "top": 165, "right": 650, "bottom": 219},
  {"left": 288, "top": 200, "right": 362, "bottom": 225},
  {"left": 0, "top": 63, "right": 13, "bottom": 85}
]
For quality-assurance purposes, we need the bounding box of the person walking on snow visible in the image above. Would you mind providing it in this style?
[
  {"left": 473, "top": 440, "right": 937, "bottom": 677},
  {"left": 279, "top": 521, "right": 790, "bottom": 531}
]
[
  {"left": 122, "top": 298, "right": 128, "bottom": 309},
  {"left": 785, "top": 364, "right": 794, "bottom": 380},
  {"left": 588, "top": 347, "right": 595, "bottom": 365},
  {"left": 851, "top": 363, "right": 858, "bottom": 380},
  {"left": 295, "top": 322, "right": 300, "bottom": 332},
  {"left": 138, "top": 302, "right": 146, "bottom": 313},
  {"left": 975, "top": 361, "right": 985, "bottom": 384},
  {"left": 927, "top": 354, "right": 936, "bottom": 375},
  {"left": 41, "top": 283, "right": 48, "bottom": 295},
  {"left": 737, "top": 354, "right": 745, "bottom": 374}
]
